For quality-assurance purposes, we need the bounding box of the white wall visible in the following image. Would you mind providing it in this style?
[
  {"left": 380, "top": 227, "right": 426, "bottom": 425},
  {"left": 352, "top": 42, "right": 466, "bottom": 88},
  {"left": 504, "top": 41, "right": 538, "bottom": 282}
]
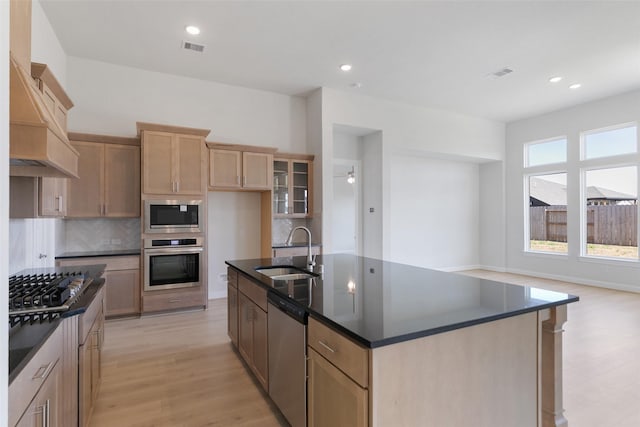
[
  {"left": 320, "top": 87, "right": 504, "bottom": 268},
  {"left": 207, "top": 192, "right": 261, "bottom": 299},
  {"left": 361, "top": 132, "right": 383, "bottom": 258},
  {"left": 506, "top": 90, "right": 640, "bottom": 291},
  {"left": 479, "top": 161, "right": 506, "bottom": 270},
  {"left": 66, "top": 56, "right": 306, "bottom": 151},
  {"left": 1, "top": 0, "right": 10, "bottom": 423},
  {"left": 31, "top": 0, "right": 67, "bottom": 84},
  {"left": 389, "top": 155, "right": 480, "bottom": 270}
]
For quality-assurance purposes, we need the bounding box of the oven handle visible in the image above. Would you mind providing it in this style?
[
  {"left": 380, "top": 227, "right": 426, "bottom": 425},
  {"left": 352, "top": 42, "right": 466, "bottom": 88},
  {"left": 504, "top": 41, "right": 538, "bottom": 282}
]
[{"left": 144, "top": 246, "right": 204, "bottom": 255}]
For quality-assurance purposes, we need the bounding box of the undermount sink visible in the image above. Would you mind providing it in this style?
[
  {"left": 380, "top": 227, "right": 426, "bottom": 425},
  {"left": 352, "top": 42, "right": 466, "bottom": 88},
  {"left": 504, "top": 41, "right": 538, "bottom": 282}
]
[{"left": 256, "top": 266, "right": 316, "bottom": 281}]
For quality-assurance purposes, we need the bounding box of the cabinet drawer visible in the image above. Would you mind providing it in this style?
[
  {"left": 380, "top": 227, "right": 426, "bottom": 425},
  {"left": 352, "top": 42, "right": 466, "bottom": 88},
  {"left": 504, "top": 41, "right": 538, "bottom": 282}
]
[
  {"left": 79, "top": 286, "right": 105, "bottom": 345},
  {"left": 142, "top": 287, "right": 205, "bottom": 313},
  {"left": 308, "top": 317, "right": 369, "bottom": 388},
  {"left": 238, "top": 273, "right": 267, "bottom": 311},
  {"left": 227, "top": 267, "right": 238, "bottom": 289},
  {"left": 57, "top": 255, "right": 140, "bottom": 271},
  {"left": 8, "top": 324, "right": 63, "bottom": 427}
]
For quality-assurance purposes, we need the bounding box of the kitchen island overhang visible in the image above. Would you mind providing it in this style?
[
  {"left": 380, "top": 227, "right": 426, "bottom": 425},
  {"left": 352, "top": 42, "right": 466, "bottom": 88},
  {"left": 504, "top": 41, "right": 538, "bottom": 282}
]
[{"left": 226, "top": 254, "right": 578, "bottom": 427}]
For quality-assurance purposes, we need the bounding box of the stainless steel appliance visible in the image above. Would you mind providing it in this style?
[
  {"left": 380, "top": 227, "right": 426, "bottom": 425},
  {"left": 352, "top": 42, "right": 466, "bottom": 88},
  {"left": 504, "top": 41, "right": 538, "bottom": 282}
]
[
  {"left": 143, "top": 237, "right": 203, "bottom": 291},
  {"left": 267, "top": 290, "right": 307, "bottom": 427},
  {"left": 144, "top": 200, "right": 202, "bottom": 234}
]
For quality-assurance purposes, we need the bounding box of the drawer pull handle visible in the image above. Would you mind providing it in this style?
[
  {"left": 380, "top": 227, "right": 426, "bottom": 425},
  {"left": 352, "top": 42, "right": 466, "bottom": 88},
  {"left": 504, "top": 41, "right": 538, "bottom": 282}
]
[
  {"left": 32, "top": 361, "right": 55, "bottom": 380},
  {"left": 318, "top": 340, "right": 336, "bottom": 353}
]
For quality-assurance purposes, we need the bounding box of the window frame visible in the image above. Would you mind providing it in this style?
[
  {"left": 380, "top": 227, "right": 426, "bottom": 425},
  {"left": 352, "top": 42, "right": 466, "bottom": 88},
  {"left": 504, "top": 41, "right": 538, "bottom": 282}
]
[{"left": 523, "top": 136, "right": 568, "bottom": 168}]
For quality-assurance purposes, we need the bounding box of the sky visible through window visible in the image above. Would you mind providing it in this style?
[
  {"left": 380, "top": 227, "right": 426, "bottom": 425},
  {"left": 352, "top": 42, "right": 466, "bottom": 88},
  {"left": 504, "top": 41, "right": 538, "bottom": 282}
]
[
  {"left": 584, "top": 125, "right": 637, "bottom": 160},
  {"left": 526, "top": 138, "right": 566, "bottom": 167}
]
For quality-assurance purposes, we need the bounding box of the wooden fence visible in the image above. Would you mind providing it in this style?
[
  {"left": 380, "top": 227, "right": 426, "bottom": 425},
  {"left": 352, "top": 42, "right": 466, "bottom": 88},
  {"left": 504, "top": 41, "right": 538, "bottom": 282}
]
[{"left": 530, "top": 205, "right": 637, "bottom": 246}]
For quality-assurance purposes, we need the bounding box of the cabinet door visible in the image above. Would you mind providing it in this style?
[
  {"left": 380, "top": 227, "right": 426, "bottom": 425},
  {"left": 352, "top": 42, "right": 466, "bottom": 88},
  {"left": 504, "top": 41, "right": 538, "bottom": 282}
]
[
  {"left": 228, "top": 284, "right": 238, "bottom": 347},
  {"left": 78, "top": 340, "right": 92, "bottom": 427},
  {"left": 39, "top": 177, "right": 67, "bottom": 217},
  {"left": 209, "top": 149, "right": 241, "bottom": 188},
  {"left": 104, "top": 269, "right": 140, "bottom": 317},
  {"left": 142, "top": 131, "right": 174, "bottom": 195},
  {"left": 237, "top": 293, "right": 253, "bottom": 364},
  {"left": 273, "top": 160, "right": 289, "bottom": 214},
  {"left": 307, "top": 348, "right": 368, "bottom": 427},
  {"left": 243, "top": 152, "right": 272, "bottom": 189},
  {"left": 15, "top": 361, "right": 62, "bottom": 427},
  {"left": 104, "top": 144, "right": 140, "bottom": 217},
  {"left": 175, "top": 134, "right": 204, "bottom": 194},
  {"left": 252, "top": 306, "right": 268, "bottom": 391},
  {"left": 67, "top": 141, "right": 105, "bottom": 217},
  {"left": 292, "top": 161, "right": 311, "bottom": 215}
]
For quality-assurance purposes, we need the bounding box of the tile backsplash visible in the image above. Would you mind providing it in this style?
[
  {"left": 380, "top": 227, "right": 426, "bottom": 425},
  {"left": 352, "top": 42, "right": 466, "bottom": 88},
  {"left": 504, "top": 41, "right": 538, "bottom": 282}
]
[
  {"left": 272, "top": 217, "right": 314, "bottom": 244},
  {"left": 61, "top": 218, "right": 141, "bottom": 252}
]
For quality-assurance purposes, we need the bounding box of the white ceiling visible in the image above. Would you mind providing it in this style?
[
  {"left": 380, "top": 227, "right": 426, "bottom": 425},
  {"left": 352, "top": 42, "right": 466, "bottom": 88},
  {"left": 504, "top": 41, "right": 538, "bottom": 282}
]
[{"left": 40, "top": 1, "right": 640, "bottom": 123}]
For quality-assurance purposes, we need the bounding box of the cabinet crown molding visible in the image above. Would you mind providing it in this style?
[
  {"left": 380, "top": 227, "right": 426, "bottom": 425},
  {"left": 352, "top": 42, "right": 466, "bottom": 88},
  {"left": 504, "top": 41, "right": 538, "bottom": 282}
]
[
  {"left": 68, "top": 132, "right": 140, "bottom": 146},
  {"left": 136, "top": 121, "right": 210, "bottom": 138},
  {"left": 206, "top": 141, "right": 278, "bottom": 154}
]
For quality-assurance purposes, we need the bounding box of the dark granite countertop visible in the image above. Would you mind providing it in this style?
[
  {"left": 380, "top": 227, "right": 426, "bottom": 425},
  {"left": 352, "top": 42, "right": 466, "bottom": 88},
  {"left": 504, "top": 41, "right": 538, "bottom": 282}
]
[
  {"left": 55, "top": 248, "right": 141, "bottom": 259},
  {"left": 9, "top": 265, "right": 106, "bottom": 383},
  {"left": 226, "top": 254, "right": 579, "bottom": 349}
]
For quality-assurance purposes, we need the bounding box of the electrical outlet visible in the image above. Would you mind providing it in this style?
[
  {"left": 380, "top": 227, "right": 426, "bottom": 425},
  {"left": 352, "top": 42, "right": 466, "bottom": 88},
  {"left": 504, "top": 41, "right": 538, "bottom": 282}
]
[{"left": 219, "top": 273, "right": 228, "bottom": 282}]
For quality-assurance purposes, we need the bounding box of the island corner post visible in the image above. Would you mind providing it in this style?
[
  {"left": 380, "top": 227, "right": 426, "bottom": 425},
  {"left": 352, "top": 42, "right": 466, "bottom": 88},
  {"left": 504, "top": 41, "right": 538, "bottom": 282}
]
[{"left": 540, "top": 304, "right": 569, "bottom": 427}]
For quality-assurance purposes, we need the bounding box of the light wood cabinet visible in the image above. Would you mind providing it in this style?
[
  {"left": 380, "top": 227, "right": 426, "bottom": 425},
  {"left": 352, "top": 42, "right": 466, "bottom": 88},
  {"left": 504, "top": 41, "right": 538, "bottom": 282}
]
[
  {"left": 66, "top": 139, "right": 140, "bottom": 218},
  {"left": 307, "top": 317, "right": 369, "bottom": 427},
  {"left": 9, "top": 325, "right": 63, "bottom": 427},
  {"left": 31, "top": 63, "right": 73, "bottom": 134},
  {"left": 227, "top": 268, "right": 238, "bottom": 347},
  {"left": 141, "top": 131, "right": 206, "bottom": 195},
  {"left": 236, "top": 272, "right": 268, "bottom": 391},
  {"left": 78, "top": 286, "right": 105, "bottom": 427},
  {"left": 57, "top": 255, "right": 141, "bottom": 318},
  {"left": 273, "top": 154, "right": 314, "bottom": 218},
  {"left": 207, "top": 143, "right": 276, "bottom": 191},
  {"left": 9, "top": 176, "right": 67, "bottom": 218},
  {"left": 15, "top": 361, "right": 62, "bottom": 427},
  {"left": 142, "top": 286, "right": 206, "bottom": 313},
  {"left": 307, "top": 348, "right": 368, "bottom": 427}
]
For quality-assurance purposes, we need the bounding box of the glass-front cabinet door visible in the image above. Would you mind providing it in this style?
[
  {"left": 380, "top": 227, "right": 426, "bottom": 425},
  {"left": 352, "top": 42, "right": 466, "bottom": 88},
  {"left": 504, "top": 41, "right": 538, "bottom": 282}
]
[
  {"left": 274, "top": 160, "right": 289, "bottom": 214},
  {"left": 273, "top": 155, "right": 313, "bottom": 218}
]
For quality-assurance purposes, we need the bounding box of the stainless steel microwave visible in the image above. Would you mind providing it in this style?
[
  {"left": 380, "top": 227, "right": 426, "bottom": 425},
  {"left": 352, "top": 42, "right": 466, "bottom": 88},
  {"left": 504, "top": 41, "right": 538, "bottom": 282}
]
[{"left": 144, "top": 200, "right": 203, "bottom": 234}]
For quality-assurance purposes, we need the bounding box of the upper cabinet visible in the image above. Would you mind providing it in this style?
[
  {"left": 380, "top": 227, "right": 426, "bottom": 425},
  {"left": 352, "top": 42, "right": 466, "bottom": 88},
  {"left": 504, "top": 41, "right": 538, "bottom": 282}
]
[
  {"left": 207, "top": 142, "right": 276, "bottom": 191},
  {"left": 9, "top": 176, "right": 67, "bottom": 218},
  {"left": 138, "top": 122, "right": 210, "bottom": 196},
  {"left": 273, "top": 153, "right": 314, "bottom": 218},
  {"left": 66, "top": 134, "right": 141, "bottom": 218}
]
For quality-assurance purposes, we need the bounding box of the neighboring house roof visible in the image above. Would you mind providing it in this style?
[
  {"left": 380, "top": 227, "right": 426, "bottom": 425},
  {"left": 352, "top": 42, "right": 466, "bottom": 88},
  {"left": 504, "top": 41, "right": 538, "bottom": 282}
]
[{"left": 529, "top": 177, "right": 636, "bottom": 206}]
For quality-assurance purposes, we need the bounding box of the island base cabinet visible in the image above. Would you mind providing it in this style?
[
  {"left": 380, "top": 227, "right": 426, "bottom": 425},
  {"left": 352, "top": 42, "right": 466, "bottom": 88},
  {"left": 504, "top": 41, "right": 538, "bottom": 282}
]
[
  {"left": 236, "top": 277, "right": 268, "bottom": 391},
  {"left": 15, "top": 361, "right": 62, "bottom": 427},
  {"left": 307, "top": 348, "right": 368, "bottom": 427},
  {"left": 227, "top": 283, "right": 238, "bottom": 346}
]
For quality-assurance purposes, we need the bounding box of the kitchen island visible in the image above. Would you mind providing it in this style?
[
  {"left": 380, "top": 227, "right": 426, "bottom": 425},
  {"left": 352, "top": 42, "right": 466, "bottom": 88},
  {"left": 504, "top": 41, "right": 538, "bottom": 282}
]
[{"left": 227, "top": 254, "right": 578, "bottom": 427}]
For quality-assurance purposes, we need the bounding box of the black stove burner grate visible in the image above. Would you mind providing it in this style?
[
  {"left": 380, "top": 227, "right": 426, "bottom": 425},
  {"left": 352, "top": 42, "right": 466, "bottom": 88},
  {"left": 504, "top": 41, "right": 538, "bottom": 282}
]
[
  {"left": 8, "top": 272, "right": 80, "bottom": 310},
  {"left": 9, "top": 311, "right": 61, "bottom": 328}
]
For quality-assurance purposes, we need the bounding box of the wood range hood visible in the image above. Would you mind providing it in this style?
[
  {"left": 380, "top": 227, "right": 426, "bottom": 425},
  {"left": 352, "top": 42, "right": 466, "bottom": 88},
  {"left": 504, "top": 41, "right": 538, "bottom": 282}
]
[
  {"left": 9, "top": 0, "right": 79, "bottom": 178},
  {"left": 9, "top": 54, "right": 79, "bottom": 178}
]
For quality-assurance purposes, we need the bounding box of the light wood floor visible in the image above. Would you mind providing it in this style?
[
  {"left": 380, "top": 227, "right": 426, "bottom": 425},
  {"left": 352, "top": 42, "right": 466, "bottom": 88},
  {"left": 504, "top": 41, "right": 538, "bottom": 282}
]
[{"left": 91, "top": 272, "right": 640, "bottom": 427}]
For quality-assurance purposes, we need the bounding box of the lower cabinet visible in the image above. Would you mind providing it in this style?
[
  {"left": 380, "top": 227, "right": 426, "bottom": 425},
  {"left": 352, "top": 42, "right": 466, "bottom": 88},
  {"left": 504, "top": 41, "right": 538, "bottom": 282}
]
[
  {"left": 56, "top": 255, "right": 141, "bottom": 318},
  {"left": 232, "top": 270, "right": 268, "bottom": 391},
  {"left": 78, "top": 286, "right": 105, "bottom": 427},
  {"left": 15, "top": 361, "right": 63, "bottom": 427},
  {"left": 307, "top": 317, "right": 369, "bottom": 427}
]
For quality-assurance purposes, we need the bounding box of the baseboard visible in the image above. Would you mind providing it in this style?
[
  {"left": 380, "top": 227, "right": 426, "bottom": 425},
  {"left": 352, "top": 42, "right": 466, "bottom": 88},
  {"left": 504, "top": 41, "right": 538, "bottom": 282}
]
[
  {"left": 438, "top": 264, "right": 484, "bottom": 272},
  {"left": 505, "top": 267, "right": 640, "bottom": 294}
]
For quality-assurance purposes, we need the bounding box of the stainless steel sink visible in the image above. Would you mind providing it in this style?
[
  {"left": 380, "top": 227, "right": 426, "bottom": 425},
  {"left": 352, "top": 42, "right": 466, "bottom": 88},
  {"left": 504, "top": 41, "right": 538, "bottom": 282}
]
[{"left": 255, "top": 266, "right": 315, "bottom": 281}]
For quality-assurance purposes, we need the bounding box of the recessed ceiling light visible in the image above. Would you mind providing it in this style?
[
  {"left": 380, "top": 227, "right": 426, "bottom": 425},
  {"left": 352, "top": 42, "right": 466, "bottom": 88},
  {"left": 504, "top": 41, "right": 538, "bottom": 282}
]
[
  {"left": 350, "top": 82, "right": 362, "bottom": 89},
  {"left": 549, "top": 76, "right": 563, "bottom": 83},
  {"left": 340, "top": 64, "right": 352, "bottom": 72},
  {"left": 185, "top": 25, "right": 200, "bottom": 35},
  {"left": 569, "top": 83, "right": 582, "bottom": 90}
]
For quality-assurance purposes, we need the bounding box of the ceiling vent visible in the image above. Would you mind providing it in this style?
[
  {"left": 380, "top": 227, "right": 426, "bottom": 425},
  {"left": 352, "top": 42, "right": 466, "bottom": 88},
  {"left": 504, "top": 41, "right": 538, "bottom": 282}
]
[
  {"left": 182, "top": 40, "right": 205, "bottom": 53},
  {"left": 489, "top": 67, "right": 514, "bottom": 78}
]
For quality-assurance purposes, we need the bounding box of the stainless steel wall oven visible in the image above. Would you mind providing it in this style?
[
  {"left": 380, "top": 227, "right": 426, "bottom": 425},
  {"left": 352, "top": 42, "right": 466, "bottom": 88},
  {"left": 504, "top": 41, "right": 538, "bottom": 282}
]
[
  {"left": 143, "top": 237, "right": 203, "bottom": 291},
  {"left": 144, "top": 200, "right": 202, "bottom": 234}
]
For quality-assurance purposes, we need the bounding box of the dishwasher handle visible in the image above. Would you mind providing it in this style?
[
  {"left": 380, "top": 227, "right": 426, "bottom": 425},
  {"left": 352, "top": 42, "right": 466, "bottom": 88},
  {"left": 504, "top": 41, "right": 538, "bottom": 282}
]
[{"left": 267, "top": 291, "right": 307, "bottom": 324}]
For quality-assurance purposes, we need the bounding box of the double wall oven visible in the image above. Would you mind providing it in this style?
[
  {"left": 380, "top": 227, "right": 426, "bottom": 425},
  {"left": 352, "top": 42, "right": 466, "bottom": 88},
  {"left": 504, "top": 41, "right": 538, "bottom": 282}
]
[{"left": 143, "top": 200, "right": 204, "bottom": 292}]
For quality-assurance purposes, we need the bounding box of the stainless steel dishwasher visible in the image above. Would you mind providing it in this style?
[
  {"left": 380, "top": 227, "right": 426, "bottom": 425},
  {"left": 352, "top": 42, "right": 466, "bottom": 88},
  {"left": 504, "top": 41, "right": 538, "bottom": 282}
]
[{"left": 268, "top": 290, "right": 307, "bottom": 427}]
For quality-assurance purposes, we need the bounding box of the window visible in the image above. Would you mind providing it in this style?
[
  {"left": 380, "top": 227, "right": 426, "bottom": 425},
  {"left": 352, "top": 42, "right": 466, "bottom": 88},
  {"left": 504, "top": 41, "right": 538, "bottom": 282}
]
[
  {"left": 527, "top": 173, "right": 568, "bottom": 254},
  {"left": 583, "top": 166, "right": 638, "bottom": 259},
  {"left": 525, "top": 138, "right": 567, "bottom": 167},
  {"left": 583, "top": 124, "right": 637, "bottom": 160}
]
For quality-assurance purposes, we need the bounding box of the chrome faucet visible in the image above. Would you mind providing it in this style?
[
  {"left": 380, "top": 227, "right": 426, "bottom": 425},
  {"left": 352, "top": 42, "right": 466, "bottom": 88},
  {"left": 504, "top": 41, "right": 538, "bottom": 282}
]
[{"left": 285, "top": 226, "right": 316, "bottom": 268}]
